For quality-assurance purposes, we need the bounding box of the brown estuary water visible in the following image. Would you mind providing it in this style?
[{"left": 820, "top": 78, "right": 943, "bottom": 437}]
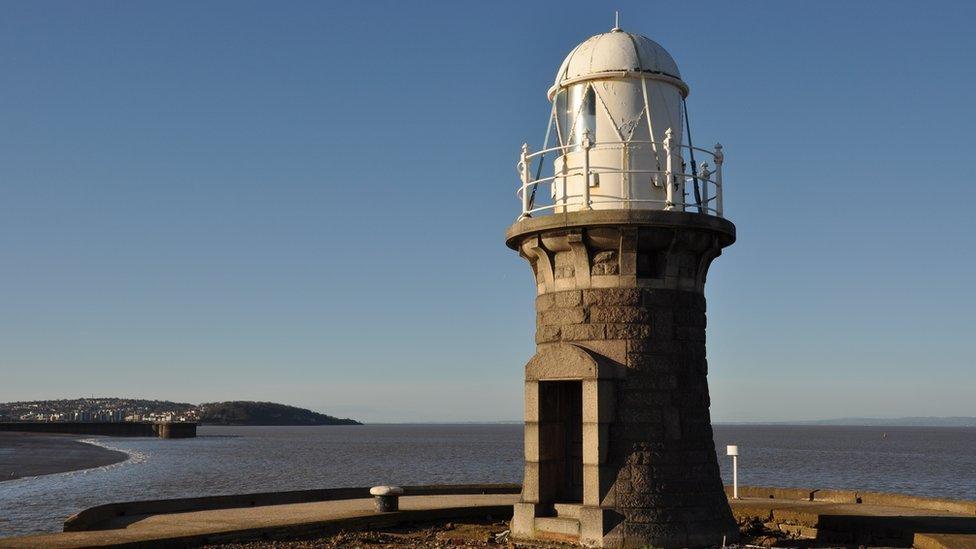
[{"left": 0, "top": 424, "right": 974, "bottom": 537}]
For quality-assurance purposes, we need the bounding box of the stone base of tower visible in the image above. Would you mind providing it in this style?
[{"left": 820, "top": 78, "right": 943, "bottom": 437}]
[
  {"left": 506, "top": 210, "right": 738, "bottom": 549},
  {"left": 513, "top": 502, "right": 735, "bottom": 548}
]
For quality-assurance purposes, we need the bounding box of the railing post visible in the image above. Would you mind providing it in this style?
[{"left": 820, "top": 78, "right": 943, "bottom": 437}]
[
  {"left": 664, "top": 128, "right": 674, "bottom": 211},
  {"left": 713, "top": 143, "right": 724, "bottom": 217},
  {"left": 582, "top": 130, "right": 592, "bottom": 210},
  {"left": 519, "top": 143, "right": 530, "bottom": 219},
  {"left": 700, "top": 161, "right": 711, "bottom": 215}
]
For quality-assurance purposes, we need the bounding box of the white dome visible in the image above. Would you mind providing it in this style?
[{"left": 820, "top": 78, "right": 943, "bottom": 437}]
[{"left": 549, "top": 29, "right": 684, "bottom": 99}]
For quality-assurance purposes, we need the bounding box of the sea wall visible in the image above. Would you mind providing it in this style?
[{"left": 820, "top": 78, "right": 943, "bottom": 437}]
[
  {"left": 65, "top": 482, "right": 976, "bottom": 532},
  {"left": 64, "top": 483, "right": 523, "bottom": 531},
  {"left": 726, "top": 485, "right": 976, "bottom": 546},
  {"left": 0, "top": 422, "right": 196, "bottom": 439},
  {"left": 726, "top": 485, "right": 976, "bottom": 515},
  {"left": 58, "top": 483, "right": 976, "bottom": 547}
]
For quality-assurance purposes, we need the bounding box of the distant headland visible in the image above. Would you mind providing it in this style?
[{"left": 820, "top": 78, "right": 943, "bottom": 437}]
[
  {"left": 198, "top": 401, "right": 361, "bottom": 426},
  {"left": 0, "top": 398, "right": 361, "bottom": 426},
  {"left": 717, "top": 416, "right": 976, "bottom": 427}
]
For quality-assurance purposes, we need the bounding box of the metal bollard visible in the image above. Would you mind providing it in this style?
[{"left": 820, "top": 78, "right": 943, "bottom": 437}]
[{"left": 370, "top": 485, "right": 404, "bottom": 512}]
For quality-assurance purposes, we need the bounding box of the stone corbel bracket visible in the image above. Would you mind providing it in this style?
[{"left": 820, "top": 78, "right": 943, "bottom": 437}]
[{"left": 511, "top": 211, "right": 734, "bottom": 296}]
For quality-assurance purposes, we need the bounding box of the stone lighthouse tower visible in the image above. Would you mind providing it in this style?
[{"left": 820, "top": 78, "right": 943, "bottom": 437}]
[{"left": 506, "top": 25, "right": 737, "bottom": 548}]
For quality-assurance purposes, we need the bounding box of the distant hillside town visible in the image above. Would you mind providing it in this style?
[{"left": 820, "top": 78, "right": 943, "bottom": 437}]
[
  {"left": 0, "top": 398, "right": 197, "bottom": 423},
  {"left": 0, "top": 398, "right": 360, "bottom": 426}
]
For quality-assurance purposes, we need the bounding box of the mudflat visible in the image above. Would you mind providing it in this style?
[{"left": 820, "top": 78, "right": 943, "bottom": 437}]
[{"left": 0, "top": 432, "right": 128, "bottom": 482}]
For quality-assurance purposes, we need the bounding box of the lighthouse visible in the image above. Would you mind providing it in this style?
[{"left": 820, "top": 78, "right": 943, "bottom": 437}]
[{"left": 506, "top": 25, "right": 737, "bottom": 548}]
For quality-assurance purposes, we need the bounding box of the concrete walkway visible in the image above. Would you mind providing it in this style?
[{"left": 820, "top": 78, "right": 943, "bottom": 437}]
[
  {"left": 0, "top": 494, "right": 519, "bottom": 548},
  {"left": 3, "top": 493, "right": 976, "bottom": 547}
]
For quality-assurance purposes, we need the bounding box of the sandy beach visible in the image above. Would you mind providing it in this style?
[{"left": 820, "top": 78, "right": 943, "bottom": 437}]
[{"left": 0, "top": 432, "right": 129, "bottom": 482}]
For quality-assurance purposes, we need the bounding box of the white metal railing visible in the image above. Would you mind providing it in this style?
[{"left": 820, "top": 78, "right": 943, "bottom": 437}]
[{"left": 516, "top": 130, "right": 725, "bottom": 220}]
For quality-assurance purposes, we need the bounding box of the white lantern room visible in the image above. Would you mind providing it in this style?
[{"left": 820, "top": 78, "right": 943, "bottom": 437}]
[{"left": 517, "top": 26, "right": 724, "bottom": 218}]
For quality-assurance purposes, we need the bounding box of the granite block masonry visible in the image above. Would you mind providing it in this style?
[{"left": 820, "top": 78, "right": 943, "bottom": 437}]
[{"left": 505, "top": 210, "right": 738, "bottom": 548}]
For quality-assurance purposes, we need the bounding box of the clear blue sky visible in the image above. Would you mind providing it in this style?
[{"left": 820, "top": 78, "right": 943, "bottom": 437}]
[{"left": 2, "top": 1, "right": 974, "bottom": 422}]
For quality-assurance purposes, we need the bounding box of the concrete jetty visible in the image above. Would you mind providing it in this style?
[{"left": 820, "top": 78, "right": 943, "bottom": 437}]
[
  {"left": 0, "top": 422, "right": 196, "bottom": 439},
  {"left": 2, "top": 484, "right": 975, "bottom": 548}
]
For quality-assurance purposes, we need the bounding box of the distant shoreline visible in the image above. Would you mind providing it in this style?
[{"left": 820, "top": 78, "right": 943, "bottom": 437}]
[
  {"left": 0, "top": 432, "right": 129, "bottom": 483},
  {"left": 714, "top": 420, "right": 976, "bottom": 428}
]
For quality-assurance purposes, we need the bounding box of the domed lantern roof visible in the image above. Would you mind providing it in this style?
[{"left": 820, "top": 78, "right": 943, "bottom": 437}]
[
  {"left": 514, "top": 21, "right": 725, "bottom": 221},
  {"left": 548, "top": 28, "right": 687, "bottom": 100}
]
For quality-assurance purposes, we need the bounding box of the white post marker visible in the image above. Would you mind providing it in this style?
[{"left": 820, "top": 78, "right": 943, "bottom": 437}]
[{"left": 726, "top": 445, "right": 739, "bottom": 499}]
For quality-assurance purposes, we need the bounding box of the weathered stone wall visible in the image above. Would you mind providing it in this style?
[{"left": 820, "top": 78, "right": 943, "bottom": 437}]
[
  {"left": 536, "top": 287, "right": 734, "bottom": 546},
  {"left": 154, "top": 422, "right": 197, "bottom": 439},
  {"left": 507, "top": 211, "right": 738, "bottom": 548}
]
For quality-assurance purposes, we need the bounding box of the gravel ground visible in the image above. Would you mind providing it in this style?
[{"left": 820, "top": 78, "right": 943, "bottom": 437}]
[
  {"left": 204, "top": 520, "right": 518, "bottom": 548},
  {"left": 202, "top": 518, "right": 830, "bottom": 548}
]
